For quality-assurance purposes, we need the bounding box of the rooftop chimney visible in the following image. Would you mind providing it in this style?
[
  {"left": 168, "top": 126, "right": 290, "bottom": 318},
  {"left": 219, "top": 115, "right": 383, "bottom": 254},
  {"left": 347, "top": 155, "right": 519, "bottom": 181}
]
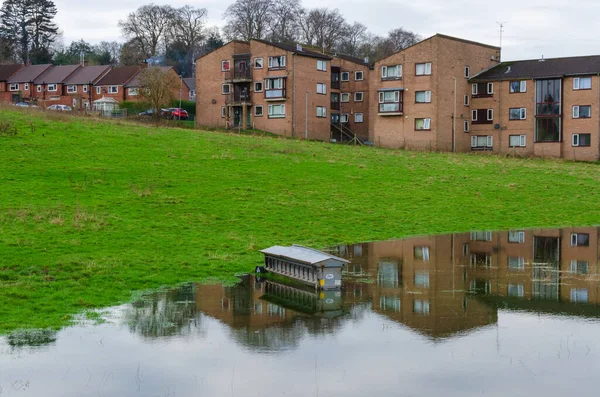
[
  {"left": 296, "top": 44, "right": 303, "bottom": 52},
  {"left": 364, "top": 57, "right": 370, "bottom": 64},
  {"left": 539, "top": 55, "right": 545, "bottom": 62}
]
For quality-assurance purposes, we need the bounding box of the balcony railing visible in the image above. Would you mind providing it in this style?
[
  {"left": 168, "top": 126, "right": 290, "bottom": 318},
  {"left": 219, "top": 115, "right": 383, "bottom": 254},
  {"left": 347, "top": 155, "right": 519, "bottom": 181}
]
[
  {"left": 331, "top": 81, "right": 340, "bottom": 90},
  {"left": 378, "top": 102, "right": 403, "bottom": 114},
  {"left": 225, "top": 68, "right": 253, "bottom": 81},
  {"left": 225, "top": 92, "right": 251, "bottom": 104},
  {"left": 330, "top": 101, "right": 340, "bottom": 111},
  {"left": 265, "top": 89, "right": 286, "bottom": 100}
]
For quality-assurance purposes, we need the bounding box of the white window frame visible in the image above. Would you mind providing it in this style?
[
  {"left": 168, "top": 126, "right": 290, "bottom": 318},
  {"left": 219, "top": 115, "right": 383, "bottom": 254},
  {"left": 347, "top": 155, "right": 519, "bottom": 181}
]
[
  {"left": 254, "top": 81, "right": 263, "bottom": 92},
  {"left": 354, "top": 92, "right": 363, "bottom": 102},
  {"left": 508, "top": 231, "right": 525, "bottom": 243},
  {"left": 415, "top": 118, "right": 431, "bottom": 130},
  {"left": 254, "top": 105, "right": 264, "bottom": 117},
  {"left": 341, "top": 72, "right": 350, "bottom": 82},
  {"left": 267, "top": 104, "right": 285, "bottom": 118},
  {"left": 487, "top": 109, "right": 494, "bottom": 121},
  {"left": 382, "top": 64, "right": 402, "bottom": 79},
  {"left": 354, "top": 112, "right": 364, "bottom": 123},
  {"left": 108, "top": 86, "right": 118, "bottom": 94},
  {"left": 37, "top": 85, "right": 42, "bottom": 92},
  {"left": 47, "top": 83, "right": 57, "bottom": 92},
  {"left": 509, "top": 107, "right": 527, "bottom": 120},
  {"left": 415, "top": 62, "right": 432, "bottom": 76},
  {"left": 571, "top": 260, "right": 589, "bottom": 274},
  {"left": 341, "top": 93, "right": 350, "bottom": 103},
  {"left": 254, "top": 58, "right": 263, "bottom": 69},
  {"left": 221, "top": 60, "right": 231, "bottom": 71},
  {"left": 9, "top": 83, "right": 19, "bottom": 91},
  {"left": 23, "top": 83, "right": 29, "bottom": 91},
  {"left": 378, "top": 91, "right": 400, "bottom": 104},
  {"left": 510, "top": 80, "right": 527, "bottom": 93},
  {"left": 464, "top": 120, "right": 470, "bottom": 132},
  {"left": 96, "top": 87, "right": 101, "bottom": 95},
  {"left": 464, "top": 66, "right": 470, "bottom": 78},
  {"left": 572, "top": 133, "right": 590, "bottom": 147},
  {"left": 340, "top": 113, "right": 349, "bottom": 123},
  {"left": 573, "top": 105, "right": 591, "bottom": 119},
  {"left": 317, "top": 59, "right": 327, "bottom": 71},
  {"left": 221, "top": 106, "right": 226, "bottom": 118},
  {"left": 471, "top": 110, "right": 478, "bottom": 121},
  {"left": 471, "top": 83, "right": 478, "bottom": 95},
  {"left": 221, "top": 84, "right": 231, "bottom": 95},
  {"left": 509, "top": 135, "right": 527, "bottom": 147},
  {"left": 508, "top": 256, "right": 525, "bottom": 270},
  {"left": 67, "top": 85, "right": 77, "bottom": 94},
  {"left": 268, "top": 56, "right": 286, "bottom": 69},
  {"left": 128, "top": 87, "right": 138, "bottom": 96},
  {"left": 83, "top": 85, "right": 88, "bottom": 93},
  {"left": 355, "top": 71, "right": 364, "bottom": 81},
  {"left": 316, "top": 106, "right": 327, "bottom": 118},
  {"left": 415, "top": 90, "right": 432, "bottom": 103},
  {"left": 574, "top": 77, "right": 592, "bottom": 90},
  {"left": 316, "top": 83, "right": 327, "bottom": 95},
  {"left": 487, "top": 82, "right": 494, "bottom": 95},
  {"left": 464, "top": 94, "right": 470, "bottom": 106},
  {"left": 471, "top": 136, "right": 493, "bottom": 148}
]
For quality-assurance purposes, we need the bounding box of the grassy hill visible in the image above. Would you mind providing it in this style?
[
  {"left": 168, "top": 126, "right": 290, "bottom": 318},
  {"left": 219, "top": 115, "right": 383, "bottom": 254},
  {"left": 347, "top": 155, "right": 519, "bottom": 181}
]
[{"left": 1, "top": 107, "right": 600, "bottom": 332}]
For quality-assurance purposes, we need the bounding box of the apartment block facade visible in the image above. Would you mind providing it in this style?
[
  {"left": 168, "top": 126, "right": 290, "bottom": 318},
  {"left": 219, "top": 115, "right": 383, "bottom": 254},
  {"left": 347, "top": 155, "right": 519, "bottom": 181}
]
[
  {"left": 369, "top": 34, "right": 500, "bottom": 150},
  {"left": 469, "top": 56, "right": 600, "bottom": 161}
]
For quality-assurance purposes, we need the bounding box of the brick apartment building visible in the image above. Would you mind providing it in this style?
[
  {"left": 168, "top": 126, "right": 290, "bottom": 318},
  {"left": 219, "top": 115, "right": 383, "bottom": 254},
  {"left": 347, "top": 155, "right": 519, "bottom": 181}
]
[
  {"left": 469, "top": 56, "right": 600, "bottom": 161},
  {"left": 369, "top": 34, "right": 500, "bottom": 151}
]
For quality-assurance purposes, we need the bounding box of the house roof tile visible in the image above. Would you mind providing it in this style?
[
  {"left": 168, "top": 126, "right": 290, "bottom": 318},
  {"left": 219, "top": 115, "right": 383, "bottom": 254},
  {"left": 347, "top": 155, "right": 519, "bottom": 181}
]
[
  {"left": 124, "top": 66, "right": 173, "bottom": 88},
  {"left": 0, "top": 64, "right": 24, "bottom": 81},
  {"left": 33, "top": 65, "right": 80, "bottom": 84},
  {"left": 252, "top": 40, "right": 332, "bottom": 60},
  {"left": 63, "top": 65, "right": 111, "bottom": 85},
  {"left": 96, "top": 66, "right": 140, "bottom": 86},
  {"left": 7, "top": 64, "right": 52, "bottom": 83}
]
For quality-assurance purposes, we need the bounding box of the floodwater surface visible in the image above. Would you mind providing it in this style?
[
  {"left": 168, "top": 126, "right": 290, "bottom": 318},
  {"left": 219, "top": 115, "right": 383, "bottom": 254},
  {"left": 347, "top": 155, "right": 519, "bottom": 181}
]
[{"left": 2, "top": 226, "right": 600, "bottom": 396}]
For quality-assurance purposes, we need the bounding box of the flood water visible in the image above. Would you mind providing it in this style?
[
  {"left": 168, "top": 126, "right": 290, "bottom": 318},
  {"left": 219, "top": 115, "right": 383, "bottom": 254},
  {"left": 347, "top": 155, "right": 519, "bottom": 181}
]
[{"left": 2, "top": 226, "right": 600, "bottom": 396}]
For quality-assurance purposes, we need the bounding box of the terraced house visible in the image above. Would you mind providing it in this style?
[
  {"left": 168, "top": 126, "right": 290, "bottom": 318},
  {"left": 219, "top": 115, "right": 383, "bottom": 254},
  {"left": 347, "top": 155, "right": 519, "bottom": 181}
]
[
  {"left": 31, "top": 65, "right": 81, "bottom": 106},
  {"left": 469, "top": 56, "right": 600, "bottom": 161},
  {"left": 4, "top": 64, "right": 53, "bottom": 102}
]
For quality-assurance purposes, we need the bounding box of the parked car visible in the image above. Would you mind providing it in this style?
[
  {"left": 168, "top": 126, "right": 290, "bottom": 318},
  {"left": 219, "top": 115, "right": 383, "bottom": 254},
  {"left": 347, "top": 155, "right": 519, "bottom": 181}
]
[
  {"left": 139, "top": 109, "right": 155, "bottom": 117},
  {"left": 47, "top": 104, "right": 72, "bottom": 111},
  {"left": 168, "top": 108, "right": 189, "bottom": 120},
  {"left": 14, "top": 102, "right": 30, "bottom": 107},
  {"left": 139, "top": 108, "right": 171, "bottom": 118}
]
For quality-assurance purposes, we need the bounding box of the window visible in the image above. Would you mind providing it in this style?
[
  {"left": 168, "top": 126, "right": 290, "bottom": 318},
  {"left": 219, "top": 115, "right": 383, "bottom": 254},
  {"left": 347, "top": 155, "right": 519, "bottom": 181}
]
[
  {"left": 470, "top": 253, "right": 492, "bottom": 267},
  {"left": 415, "top": 118, "right": 431, "bottom": 130},
  {"left": 341, "top": 93, "right": 350, "bottom": 102},
  {"left": 221, "top": 107, "right": 226, "bottom": 118},
  {"left": 472, "top": 110, "right": 478, "bottom": 121},
  {"left": 254, "top": 58, "right": 263, "bottom": 69},
  {"left": 509, "top": 135, "right": 526, "bottom": 147},
  {"left": 510, "top": 81, "right": 527, "bottom": 93},
  {"left": 572, "top": 133, "right": 591, "bottom": 147},
  {"left": 355, "top": 71, "right": 364, "bottom": 81},
  {"left": 415, "top": 62, "right": 432, "bottom": 76},
  {"left": 470, "top": 231, "right": 492, "bottom": 241},
  {"left": 9, "top": 83, "right": 18, "bottom": 91},
  {"left": 471, "top": 135, "right": 493, "bottom": 149},
  {"left": 571, "top": 288, "right": 589, "bottom": 303},
  {"left": 48, "top": 84, "right": 57, "bottom": 92},
  {"left": 472, "top": 83, "right": 478, "bottom": 95},
  {"left": 571, "top": 233, "right": 590, "bottom": 246},
  {"left": 268, "top": 104, "right": 285, "bottom": 118},
  {"left": 341, "top": 113, "right": 349, "bottom": 123},
  {"left": 414, "top": 271, "right": 430, "bottom": 288},
  {"left": 221, "top": 84, "right": 231, "bottom": 94},
  {"left": 83, "top": 85, "right": 88, "bottom": 93},
  {"left": 268, "top": 56, "right": 286, "bottom": 69},
  {"left": 96, "top": 87, "right": 101, "bottom": 95},
  {"left": 254, "top": 105, "right": 263, "bottom": 116},
  {"left": 381, "top": 64, "right": 402, "bottom": 79},
  {"left": 509, "top": 108, "right": 527, "bottom": 120},
  {"left": 221, "top": 60, "right": 230, "bottom": 71},
  {"left": 354, "top": 92, "right": 363, "bottom": 102},
  {"left": 508, "top": 257, "right": 525, "bottom": 270},
  {"left": 254, "top": 81, "right": 263, "bottom": 92},
  {"left": 487, "top": 109, "right": 494, "bottom": 121},
  {"left": 508, "top": 231, "right": 525, "bottom": 243},
  {"left": 37, "top": 85, "right": 42, "bottom": 92},
  {"left": 413, "top": 300, "right": 430, "bottom": 315},
  {"left": 341, "top": 72, "right": 349, "bottom": 81},
  {"left": 472, "top": 82, "right": 493, "bottom": 98},
  {"left": 464, "top": 66, "right": 470, "bottom": 78},
  {"left": 316, "top": 106, "right": 327, "bottom": 118},
  {"left": 108, "top": 86, "right": 118, "bottom": 94},
  {"left": 23, "top": 83, "right": 29, "bottom": 91},
  {"left": 317, "top": 59, "right": 327, "bottom": 71},
  {"left": 354, "top": 113, "right": 364, "bottom": 123},
  {"left": 414, "top": 246, "right": 430, "bottom": 261},
  {"left": 573, "top": 77, "right": 592, "bottom": 90},
  {"left": 67, "top": 85, "right": 77, "bottom": 93},
  {"left": 487, "top": 82, "right": 494, "bottom": 94},
  {"left": 571, "top": 260, "right": 589, "bottom": 275},
  {"left": 378, "top": 90, "right": 402, "bottom": 113},
  {"left": 316, "top": 83, "right": 327, "bottom": 94},
  {"left": 415, "top": 90, "right": 431, "bottom": 103},
  {"left": 464, "top": 94, "right": 470, "bottom": 106},
  {"left": 464, "top": 120, "right": 469, "bottom": 132},
  {"left": 128, "top": 88, "right": 138, "bottom": 96},
  {"left": 573, "top": 105, "right": 591, "bottom": 118},
  {"left": 380, "top": 296, "right": 401, "bottom": 312},
  {"left": 508, "top": 284, "right": 525, "bottom": 298}
]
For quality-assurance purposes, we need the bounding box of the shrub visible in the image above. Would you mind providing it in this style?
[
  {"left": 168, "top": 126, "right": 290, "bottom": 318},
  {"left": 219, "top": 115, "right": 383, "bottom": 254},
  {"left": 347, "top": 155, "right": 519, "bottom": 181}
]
[
  {"left": 0, "top": 119, "right": 18, "bottom": 136},
  {"left": 121, "top": 101, "right": 151, "bottom": 114}
]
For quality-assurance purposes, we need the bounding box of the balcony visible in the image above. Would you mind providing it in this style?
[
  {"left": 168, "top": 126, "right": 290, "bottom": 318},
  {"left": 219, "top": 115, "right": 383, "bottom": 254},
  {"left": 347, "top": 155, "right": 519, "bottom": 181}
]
[
  {"left": 378, "top": 102, "right": 403, "bottom": 116},
  {"left": 330, "top": 101, "right": 340, "bottom": 111},
  {"left": 224, "top": 68, "right": 253, "bottom": 82},
  {"left": 265, "top": 89, "right": 286, "bottom": 101},
  {"left": 225, "top": 92, "right": 251, "bottom": 105}
]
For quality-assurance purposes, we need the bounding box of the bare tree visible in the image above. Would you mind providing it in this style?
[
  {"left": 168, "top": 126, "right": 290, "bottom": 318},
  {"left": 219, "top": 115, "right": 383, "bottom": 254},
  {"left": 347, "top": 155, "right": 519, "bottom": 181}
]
[
  {"left": 120, "top": 39, "right": 146, "bottom": 66},
  {"left": 338, "top": 22, "right": 368, "bottom": 57},
  {"left": 269, "top": 0, "right": 300, "bottom": 42},
  {"left": 95, "top": 41, "right": 122, "bottom": 65},
  {"left": 300, "top": 8, "right": 346, "bottom": 52},
  {"left": 223, "top": 0, "right": 273, "bottom": 41},
  {"left": 297, "top": 8, "right": 315, "bottom": 46},
  {"left": 138, "top": 67, "right": 178, "bottom": 120},
  {"left": 118, "top": 4, "right": 175, "bottom": 58},
  {"left": 385, "top": 28, "right": 421, "bottom": 53},
  {"left": 172, "top": 6, "right": 207, "bottom": 56}
]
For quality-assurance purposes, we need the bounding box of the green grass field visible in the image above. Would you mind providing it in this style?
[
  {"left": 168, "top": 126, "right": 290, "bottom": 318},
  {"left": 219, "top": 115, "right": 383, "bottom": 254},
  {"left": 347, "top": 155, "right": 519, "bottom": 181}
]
[{"left": 1, "top": 107, "right": 600, "bottom": 333}]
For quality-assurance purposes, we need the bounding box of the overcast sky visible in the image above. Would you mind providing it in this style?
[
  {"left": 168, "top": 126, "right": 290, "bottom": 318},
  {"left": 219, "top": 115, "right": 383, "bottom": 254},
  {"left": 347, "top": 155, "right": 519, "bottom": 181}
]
[{"left": 49, "top": 0, "right": 600, "bottom": 61}]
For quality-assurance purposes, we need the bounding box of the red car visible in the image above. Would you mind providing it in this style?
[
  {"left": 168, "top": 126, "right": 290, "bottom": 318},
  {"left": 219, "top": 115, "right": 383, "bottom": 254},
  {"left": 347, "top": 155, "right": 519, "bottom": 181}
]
[{"left": 168, "top": 108, "right": 189, "bottom": 120}]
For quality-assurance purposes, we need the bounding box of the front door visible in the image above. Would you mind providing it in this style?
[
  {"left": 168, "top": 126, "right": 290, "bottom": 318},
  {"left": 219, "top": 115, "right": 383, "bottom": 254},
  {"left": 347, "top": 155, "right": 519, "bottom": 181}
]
[{"left": 233, "top": 107, "right": 242, "bottom": 126}]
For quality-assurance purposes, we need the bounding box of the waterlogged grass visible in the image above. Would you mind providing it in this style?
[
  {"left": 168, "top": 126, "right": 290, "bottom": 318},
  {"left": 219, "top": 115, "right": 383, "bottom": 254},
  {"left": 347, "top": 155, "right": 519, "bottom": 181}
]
[{"left": 1, "top": 107, "right": 600, "bottom": 333}]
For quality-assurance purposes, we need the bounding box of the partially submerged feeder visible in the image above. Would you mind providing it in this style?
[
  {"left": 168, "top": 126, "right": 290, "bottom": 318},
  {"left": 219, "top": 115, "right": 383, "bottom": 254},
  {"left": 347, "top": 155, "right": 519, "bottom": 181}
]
[{"left": 260, "top": 245, "right": 349, "bottom": 290}]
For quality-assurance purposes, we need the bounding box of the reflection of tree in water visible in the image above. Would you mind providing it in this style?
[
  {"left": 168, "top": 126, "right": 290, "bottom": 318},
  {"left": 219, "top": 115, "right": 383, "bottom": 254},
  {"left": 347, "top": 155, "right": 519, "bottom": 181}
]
[
  {"left": 125, "top": 283, "right": 199, "bottom": 339},
  {"left": 7, "top": 329, "right": 58, "bottom": 349}
]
